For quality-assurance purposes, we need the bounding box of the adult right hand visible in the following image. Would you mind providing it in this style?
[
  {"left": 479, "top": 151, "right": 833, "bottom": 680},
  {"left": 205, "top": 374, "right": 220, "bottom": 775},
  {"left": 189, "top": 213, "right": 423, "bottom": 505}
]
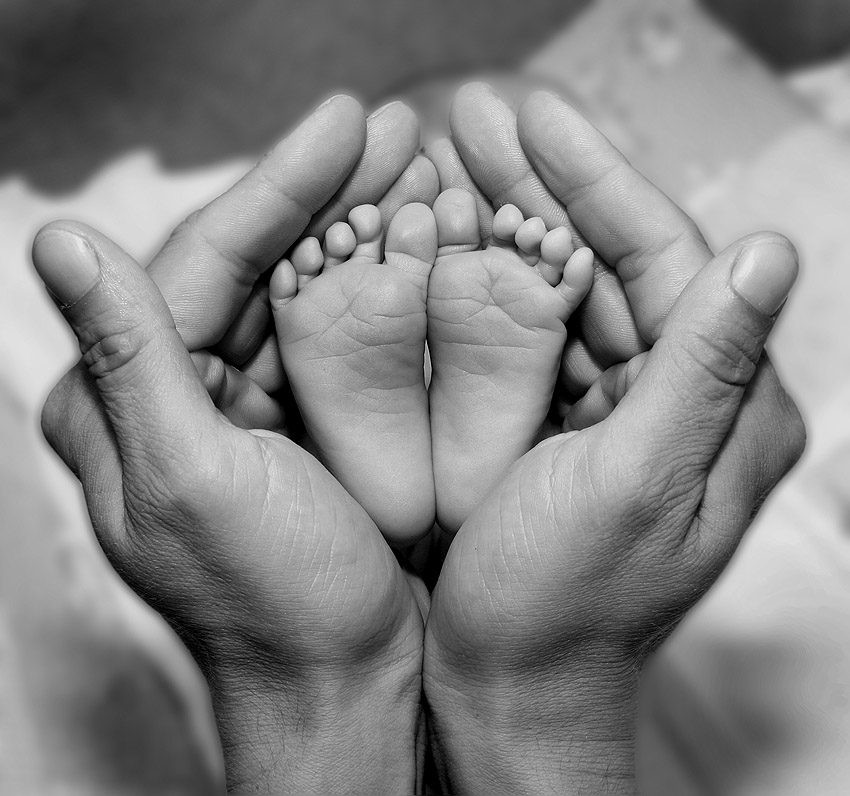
[{"left": 424, "top": 88, "right": 806, "bottom": 796}]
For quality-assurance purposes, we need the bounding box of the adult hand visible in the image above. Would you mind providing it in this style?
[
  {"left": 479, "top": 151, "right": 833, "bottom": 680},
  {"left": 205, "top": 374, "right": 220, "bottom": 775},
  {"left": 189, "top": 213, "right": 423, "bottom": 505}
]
[
  {"left": 428, "top": 82, "right": 704, "bottom": 409},
  {"left": 35, "top": 222, "right": 425, "bottom": 795},
  {"left": 423, "top": 89, "right": 805, "bottom": 796},
  {"left": 38, "top": 94, "right": 431, "bottom": 794}
]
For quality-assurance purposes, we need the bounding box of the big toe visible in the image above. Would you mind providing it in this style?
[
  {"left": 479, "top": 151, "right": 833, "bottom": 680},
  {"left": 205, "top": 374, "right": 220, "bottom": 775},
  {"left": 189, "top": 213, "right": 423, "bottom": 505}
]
[
  {"left": 385, "top": 203, "right": 438, "bottom": 280},
  {"left": 434, "top": 188, "right": 481, "bottom": 257}
]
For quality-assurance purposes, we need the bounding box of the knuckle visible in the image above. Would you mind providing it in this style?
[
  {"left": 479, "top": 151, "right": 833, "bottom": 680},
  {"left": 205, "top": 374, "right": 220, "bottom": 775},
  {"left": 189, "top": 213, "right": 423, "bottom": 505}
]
[
  {"left": 175, "top": 211, "right": 265, "bottom": 285},
  {"left": 670, "top": 328, "right": 760, "bottom": 399},
  {"left": 81, "top": 320, "right": 148, "bottom": 384}
]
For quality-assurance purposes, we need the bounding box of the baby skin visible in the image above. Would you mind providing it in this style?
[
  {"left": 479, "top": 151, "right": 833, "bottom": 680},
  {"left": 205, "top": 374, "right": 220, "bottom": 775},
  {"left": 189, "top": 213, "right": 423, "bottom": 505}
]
[
  {"left": 269, "top": 188, "right": 592, "bottom": 543},
  {"left": 270, "top": 203, "right": 438, "bottom": 547},
  {"left": 428, "top": 188, "right": 593, "bottom": 533}
]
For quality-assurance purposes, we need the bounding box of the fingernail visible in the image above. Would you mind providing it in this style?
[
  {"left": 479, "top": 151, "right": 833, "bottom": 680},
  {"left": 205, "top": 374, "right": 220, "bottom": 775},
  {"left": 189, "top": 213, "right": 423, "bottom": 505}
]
[
  {"left": 368, "top": 100, "right": 402, "bottom": 119},
  {"left": 319, "top": 93, "right": 349, "bottom": 108},
  {"left": 33, "top": 231, "right": 100, "bottom": 308},
  {"left": 730, "top": 238, "right": 798, "bottom": 316}
]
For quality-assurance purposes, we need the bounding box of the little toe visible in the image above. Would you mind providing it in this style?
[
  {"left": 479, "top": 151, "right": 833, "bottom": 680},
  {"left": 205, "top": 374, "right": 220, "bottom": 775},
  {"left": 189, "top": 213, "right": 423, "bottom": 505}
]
[
  {"left": 537, "top": 226, "right": 575, "bottom": 286},
  {"left": 269, "top": 257, "right": 299, "bottom": 309},
  {"left": 384, "top": 202, "right": 438, "bottom": 280},
  {"left": 349, "top": 204, "right": 384, "bottom": 263},
  {"left": 323, "top": 221, "right": 357, "bottom": 268},
  {"left": 515, "top": 216, "right": 548, "bottom": 264},
  {"left": 491, "top": 204, "right": 524, "bottom": 249},
  {"left": 290, "top": 237, "right": 324, "bottom": 288},
  {"left": 555, "top": 247, "right": 595, "bottom": 315},
  {"left": 434, "top": 188, "right": 480, "bottom": 258}
]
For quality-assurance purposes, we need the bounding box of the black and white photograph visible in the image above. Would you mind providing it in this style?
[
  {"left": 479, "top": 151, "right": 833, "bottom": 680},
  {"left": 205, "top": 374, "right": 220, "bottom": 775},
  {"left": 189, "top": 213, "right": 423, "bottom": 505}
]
[{"left": 2, "top": 0, "right": 849, "bottom": 793}]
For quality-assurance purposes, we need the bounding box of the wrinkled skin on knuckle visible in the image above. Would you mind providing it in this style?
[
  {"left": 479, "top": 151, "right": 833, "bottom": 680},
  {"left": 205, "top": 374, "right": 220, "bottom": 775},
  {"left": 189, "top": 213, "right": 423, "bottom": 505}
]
[
  {"left": 674, "top": 324, "right": 761, "bottom": 399},
  {"left": 81, "top": 319, "right": 150, "bottom": 387}
]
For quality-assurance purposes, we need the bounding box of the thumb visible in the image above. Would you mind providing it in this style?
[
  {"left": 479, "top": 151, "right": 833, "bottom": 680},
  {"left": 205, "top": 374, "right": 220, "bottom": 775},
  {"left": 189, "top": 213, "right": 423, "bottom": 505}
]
[
  {"left": 611, "top": 232, "right": 798, "bottom": 475},
  {"left": 33, "top": 222, "right": 220, "bottom": 477}
]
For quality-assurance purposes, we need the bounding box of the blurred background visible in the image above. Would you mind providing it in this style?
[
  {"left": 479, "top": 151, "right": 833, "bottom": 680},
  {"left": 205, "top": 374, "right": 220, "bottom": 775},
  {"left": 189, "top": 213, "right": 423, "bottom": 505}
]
[{"left": 3, "top": 0, "right": 850, "bottom": 792}]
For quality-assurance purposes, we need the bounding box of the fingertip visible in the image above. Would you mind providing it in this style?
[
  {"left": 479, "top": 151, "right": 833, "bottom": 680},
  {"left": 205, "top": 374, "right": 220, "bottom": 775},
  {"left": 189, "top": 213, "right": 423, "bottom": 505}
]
[
  {"left": 315, "top": 93, "right": 367, "bottom": 137},
  {"left": 32, "top": 225, "right": 101, "bottom": 308},
  {"left": 191, "top": 350, "right": 227, "bottom": 401},
  {"left": 367, "top": 99, "right": 418, "bottom": 141},
  {"left": 519, "top": 89, "right": 567, "bottom": 117},
  {"left": 730, "top": 233, "right": 799, "bottom": 317},
  {"left": 450, "top": 82, "right": 505, "bottom": 132}
]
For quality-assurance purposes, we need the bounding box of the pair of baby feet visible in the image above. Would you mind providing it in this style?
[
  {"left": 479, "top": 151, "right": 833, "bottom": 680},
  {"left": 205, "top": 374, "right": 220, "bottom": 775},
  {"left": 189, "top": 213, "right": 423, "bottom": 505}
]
[{"left": 266, "top": 188, "right": 593, "bottom": 546}]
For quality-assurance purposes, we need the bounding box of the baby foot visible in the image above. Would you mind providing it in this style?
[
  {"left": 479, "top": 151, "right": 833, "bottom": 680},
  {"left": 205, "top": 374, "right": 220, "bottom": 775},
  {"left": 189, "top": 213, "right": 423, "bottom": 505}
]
[
  {"left": 270, "top": 203, "right": 438, "bottom": 546},
  {"left": 427, "top": 188, "right": 594, "bottom": 534}
]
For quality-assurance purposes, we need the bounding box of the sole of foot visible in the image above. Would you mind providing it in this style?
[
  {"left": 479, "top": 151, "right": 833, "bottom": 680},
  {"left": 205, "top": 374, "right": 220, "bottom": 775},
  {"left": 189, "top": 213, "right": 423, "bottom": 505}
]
[
  {"left": 270, "top": 203, "right": 438, "bottom": 546},
  {"left": 427, "top": 188, "right": 594, "bottom": 534}
]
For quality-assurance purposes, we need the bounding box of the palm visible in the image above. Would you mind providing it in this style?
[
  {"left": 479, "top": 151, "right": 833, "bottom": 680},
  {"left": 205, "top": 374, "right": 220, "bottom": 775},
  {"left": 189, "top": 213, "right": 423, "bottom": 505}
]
[
  {"left": 107, "top": 399, "right": 422, "bottom": 669},
  {"left": 428, "top": 412, "right": 744, "bottom": 672}
]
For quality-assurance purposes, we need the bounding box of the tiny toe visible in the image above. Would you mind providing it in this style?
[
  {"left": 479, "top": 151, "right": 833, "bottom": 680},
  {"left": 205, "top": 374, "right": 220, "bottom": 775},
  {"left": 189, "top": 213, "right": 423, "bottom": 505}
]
[
  {"left": 290, "top": 237, "right": 324, "bottom": 288},
  {"left": 491, "top": 204, "right": 524, "bottom": 248},
  {"left": 349, "top": 204, "right": 384, "bottom": 262},
  {"left": 515, "top": 217, "right": 547, "bottom": 263},
  {"left": 434, "top": 188, "right": 480, "bottom": 257},
  {"left": 555, "top": 247, "right": 595, "bottom": 312},
  {"left": 323, "top": 221, "right": 357, "bottom": 267},
  {"left": 384, "top": 202, "right": 438, "bottom": 279},
  {"left": 537, "top": 226, "right": 575, "bottom": 286},
  {"left": 269, "top": 258, "right": 299, "bottom": 309}
]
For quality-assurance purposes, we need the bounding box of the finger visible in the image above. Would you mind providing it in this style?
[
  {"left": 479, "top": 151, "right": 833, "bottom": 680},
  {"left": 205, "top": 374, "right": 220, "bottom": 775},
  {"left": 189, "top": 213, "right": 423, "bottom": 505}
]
[
  {"left": 192, "top": 351, "right": 287, "bottom": 432},
  {"left": 33, "top": 223, "right": 221, "bottom": 479},
  {"left": 149, "top": 94, "right": 367, "bottom": 350},
  {"left": 241, "top": 335, "right": 286, "bottom": 396},
  {"left": 564, "top": 353, "right": 648, "bottom": 431},
  {"left": 612, "top": 233, "right": 798, "bottom": 479},
  {"left": 450, "top": 82, "right": 643, "bottom": 364},
  {"left": 450, "top": 83, "right": 568, "bottom": 225},
  {"left": 559, "top": 337, "right": 605, "bottom": 399},
  {"left": 517, "top": 90, "right": 714, "bottom": 344},
  {"left": 40, "top": 362, "right": 125, "bottom": 545},
  {"left": 423, "top": 137, "right": 494, "bottom": 241},
  {"left": 377, "top": 155, "right": 440, "bottom": 231},
  {"left": 696, "top": 359, "right": 805, "bottom": 564},
  {"left": 212, "top": 281, "right": 271, "bottom": 367},
  {"left": 305, "top": 101, "right": 421, "bottom": 238}
]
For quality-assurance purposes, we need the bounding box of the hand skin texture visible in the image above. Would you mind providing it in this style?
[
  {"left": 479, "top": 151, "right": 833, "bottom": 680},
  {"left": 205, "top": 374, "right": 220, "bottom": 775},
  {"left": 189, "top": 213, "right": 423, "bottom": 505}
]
[
  {"left": 35, "top": 83, "right": 806, "bottom": 796},
  {"left": 36, "top": 95, "right": 431, "bottom": 795},
  {"left": 422, "top": 87, "right": 805, "bottom": 796}
]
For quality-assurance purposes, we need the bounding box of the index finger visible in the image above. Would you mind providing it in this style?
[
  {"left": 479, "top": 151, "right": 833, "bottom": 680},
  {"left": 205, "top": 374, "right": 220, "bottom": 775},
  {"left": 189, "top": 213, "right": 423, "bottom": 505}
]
[
  {"left": 517, "top": 90, "right": 714, "bottom": 343},
  {"left": 449, "top": 82, "right": 644, "bottom": 366},
  {"left": 305, "top": 100, "right": 421, "bottom": 238},
  {"left": 149, "top": 94, "right": 367, "bottom": 350}
]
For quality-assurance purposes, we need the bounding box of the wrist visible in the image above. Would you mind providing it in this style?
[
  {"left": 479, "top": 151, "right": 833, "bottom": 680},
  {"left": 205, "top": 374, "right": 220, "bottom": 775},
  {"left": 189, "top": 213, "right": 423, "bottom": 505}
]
[
  {"left": 209, "top": 648, "right": 423, "bottom": 794},
  {"left": 424, "top": 652, "right": 639, "bottom": 795}
]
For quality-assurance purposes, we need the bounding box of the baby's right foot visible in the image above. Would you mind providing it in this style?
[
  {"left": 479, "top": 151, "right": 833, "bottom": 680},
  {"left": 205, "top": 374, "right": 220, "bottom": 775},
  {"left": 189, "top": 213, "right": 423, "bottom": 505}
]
[
  {"left": 428, "top": 189, "right": 593, "bottom": 533},
  {"left": 270, "top": 203, "right": 438, "bottom": 547}
]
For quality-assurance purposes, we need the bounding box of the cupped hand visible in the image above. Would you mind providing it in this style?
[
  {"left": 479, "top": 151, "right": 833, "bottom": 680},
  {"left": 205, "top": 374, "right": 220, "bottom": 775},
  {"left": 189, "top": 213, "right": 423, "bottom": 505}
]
[
  {"left": 37, "top": 95, "right": 430, "bottom": 795},
  {"left": 423, "top": 89, "right": 805, "bottom": 796}
]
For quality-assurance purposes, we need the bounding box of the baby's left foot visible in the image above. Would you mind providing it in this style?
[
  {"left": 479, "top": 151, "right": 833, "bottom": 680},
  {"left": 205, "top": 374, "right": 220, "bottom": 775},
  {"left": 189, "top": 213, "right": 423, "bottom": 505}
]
[
  {"left": 270, "top": 204, "right": 438, "bottom": 546},
  {"left": 428, "top": 189, "right": 594, "bottom": 533}
]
